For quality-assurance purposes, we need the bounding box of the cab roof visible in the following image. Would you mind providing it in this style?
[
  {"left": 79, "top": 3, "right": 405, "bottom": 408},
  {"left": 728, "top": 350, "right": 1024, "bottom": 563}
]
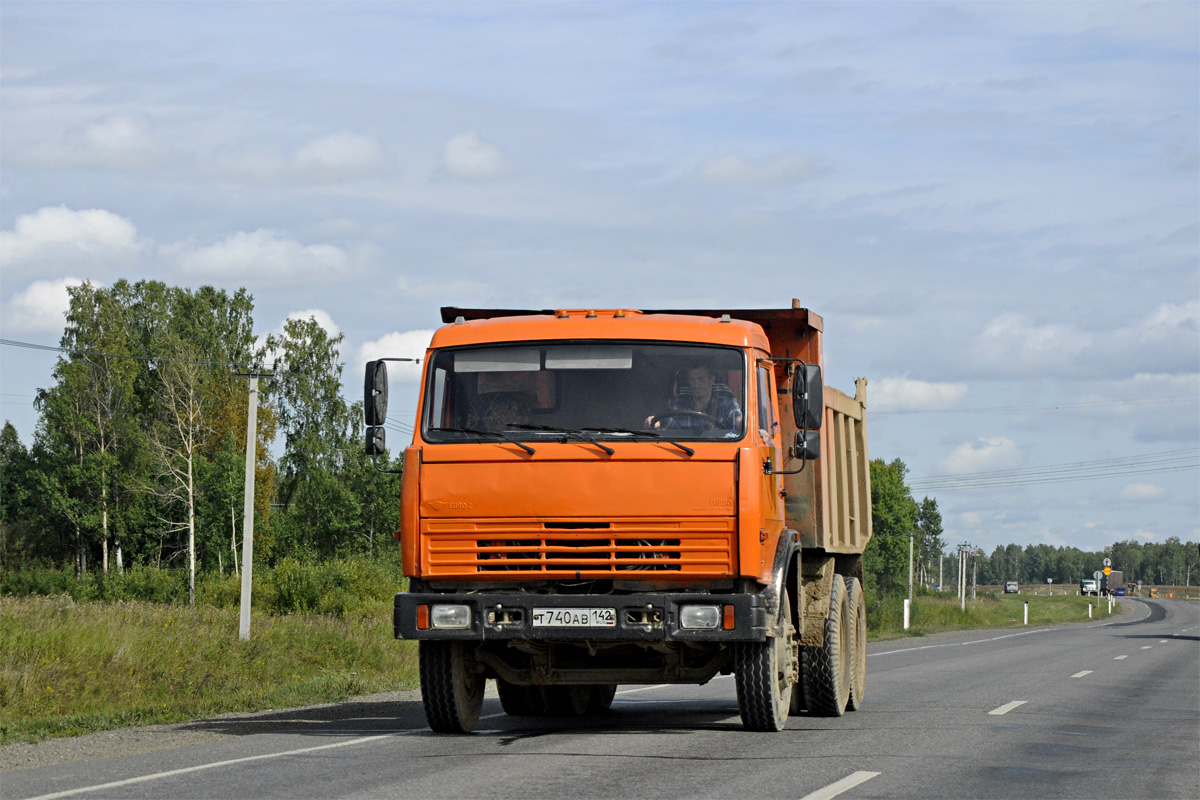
[{"left": 429, "top": 307, "right": 775, "bottom": 351}]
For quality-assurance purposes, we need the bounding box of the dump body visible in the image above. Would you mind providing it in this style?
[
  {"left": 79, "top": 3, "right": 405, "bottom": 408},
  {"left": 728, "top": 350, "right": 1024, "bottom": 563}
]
[
  {"left": 1102, "top": 570, "right": 1124, "bottom": 595},
  {"left": 373, "top": 301, "right": 872, "bottom": 731}
]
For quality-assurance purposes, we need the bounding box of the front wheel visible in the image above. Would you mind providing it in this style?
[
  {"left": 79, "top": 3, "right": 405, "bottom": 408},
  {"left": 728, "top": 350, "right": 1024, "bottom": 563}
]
[
  {"left": 735, "top": 588, "right": 796, "bottom": 731},
  {"left": 419, "top": 641, "right": 484, "bottom": 733}
]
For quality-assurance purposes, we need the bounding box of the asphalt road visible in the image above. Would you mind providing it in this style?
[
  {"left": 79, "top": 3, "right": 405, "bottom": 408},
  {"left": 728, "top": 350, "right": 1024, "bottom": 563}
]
[{"left": 5, "top": 598, "right": 1197, "bottom": 800}]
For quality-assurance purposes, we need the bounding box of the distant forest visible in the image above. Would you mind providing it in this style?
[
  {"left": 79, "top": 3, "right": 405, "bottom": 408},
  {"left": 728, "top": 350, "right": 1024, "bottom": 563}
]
[{"left": 1, "top": 281, "right": 1196, "bottom": 602}]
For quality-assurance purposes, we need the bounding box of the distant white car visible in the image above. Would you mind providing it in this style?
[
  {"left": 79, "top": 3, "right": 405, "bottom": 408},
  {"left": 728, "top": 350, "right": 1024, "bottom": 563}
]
[{"left": 1004, "top": 581, "right": 1020, "bottom": 594}]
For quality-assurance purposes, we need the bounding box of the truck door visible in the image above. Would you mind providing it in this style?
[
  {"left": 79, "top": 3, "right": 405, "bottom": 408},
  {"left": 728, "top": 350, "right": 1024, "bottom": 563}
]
[{"left": 756, "top": 361, "right": 784, "bottom": 526}]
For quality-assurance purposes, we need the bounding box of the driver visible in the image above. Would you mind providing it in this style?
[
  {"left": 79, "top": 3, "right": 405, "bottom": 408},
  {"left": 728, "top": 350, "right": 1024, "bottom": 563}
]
[{"left": 645, "top": 362, "right": 743, "bottom": 432}]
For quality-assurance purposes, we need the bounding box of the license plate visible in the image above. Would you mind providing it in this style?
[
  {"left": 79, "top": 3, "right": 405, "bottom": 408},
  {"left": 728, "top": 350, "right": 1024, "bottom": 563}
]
[{"left": 532, "top": 608, "right": 616, "bottom": 628}]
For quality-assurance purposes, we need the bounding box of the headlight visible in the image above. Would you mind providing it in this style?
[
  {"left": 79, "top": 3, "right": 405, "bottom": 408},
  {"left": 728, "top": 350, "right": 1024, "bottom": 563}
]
[
  {"left": 680, "top": 605, "right": 721, "bottom": 630},
  {"left": 430, "top": 604, "right": 472, "bottom": 630}
]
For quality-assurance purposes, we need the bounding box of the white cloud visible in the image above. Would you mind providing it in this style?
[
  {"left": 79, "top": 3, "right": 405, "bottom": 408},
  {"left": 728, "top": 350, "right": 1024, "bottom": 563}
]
[
  {"left": 285, "top": 308, "right": 341, "bottom": 338},
  {"left": 872, "top": 377, "right": 968, "bottom": 412},
  {"left": 442, "top": 132, "right": 506, "bottom": 181},
  {"left": 26, "top": 114, "right": 167, "bottom": 170},
  {"left": 1, "top": 277, "right": 85, "bottom": 335},
  {"left": 1138, "top": 299, "right": 1199, "bottom": 341},
  {"left": 1121, "top": 482, "right": 1167, "bottom": 501},
  {"left": 937, "top": 436, "right": 1023, "bottom": 474},
  {"left": 295, "top": 131, "right": 385, "bottom": 180},
  {"left": 0, "top": 206, "right": 142, "bottom": 271},
  {"left": 960, "top": 511, "right": 982, "bottom": 526},
  {"left": 359, "top": 330, "right": 434, "bottom": 383},
  {"left": 696, "top": 153, "right": 823, "bottom": 187},
  {"left": 972, "top": 313, "right": 1094, "bottom": 375},
  {"left": 165, "top": 229, "right": 350, "bottom": 283}
]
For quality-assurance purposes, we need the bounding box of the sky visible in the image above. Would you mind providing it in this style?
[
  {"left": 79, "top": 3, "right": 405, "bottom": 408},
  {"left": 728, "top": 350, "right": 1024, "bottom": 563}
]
[{"left": 1, "top": 1, "right": 1197, "bottom": 558}]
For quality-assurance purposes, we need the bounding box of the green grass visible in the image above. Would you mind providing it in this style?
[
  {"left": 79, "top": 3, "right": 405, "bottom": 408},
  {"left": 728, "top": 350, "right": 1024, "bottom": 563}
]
[
  {"left": 0, "top": 594, "right": 418, "bottom": 744},
  {"left": 867, "top": 589, "right": 1116, "bottom": 640}
]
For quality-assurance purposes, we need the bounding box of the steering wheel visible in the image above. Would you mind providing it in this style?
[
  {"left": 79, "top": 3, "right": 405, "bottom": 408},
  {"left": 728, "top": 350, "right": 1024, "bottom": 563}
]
[{"left": 650, "top": 409, "right": 720, "bottom": 429}]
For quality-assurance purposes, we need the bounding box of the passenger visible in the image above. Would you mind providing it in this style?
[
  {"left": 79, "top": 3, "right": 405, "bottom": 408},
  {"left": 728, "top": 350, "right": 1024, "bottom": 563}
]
[{"left": 645, "top": 362, "right": 743, "bottom": 432}]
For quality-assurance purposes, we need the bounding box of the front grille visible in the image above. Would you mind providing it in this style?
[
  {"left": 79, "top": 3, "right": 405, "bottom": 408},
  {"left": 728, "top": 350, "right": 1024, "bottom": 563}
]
[{"left": 422, "top": 519, "right": 735, "bottom": 577}]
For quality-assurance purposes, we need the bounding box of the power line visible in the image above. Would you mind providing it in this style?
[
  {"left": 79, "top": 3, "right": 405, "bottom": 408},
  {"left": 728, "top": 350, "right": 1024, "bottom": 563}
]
[
  {"left": 910, "top": 447, "right": 1200, "bottom": 492},
  {"left": 874, "top": 396, "right": 1199, "bottom": 415},
  {"left": 0, "top": 337, "right": 249, "bottom": 369}
]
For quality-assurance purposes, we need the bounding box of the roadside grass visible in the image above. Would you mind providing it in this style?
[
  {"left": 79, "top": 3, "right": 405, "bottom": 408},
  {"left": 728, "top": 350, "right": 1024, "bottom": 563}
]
[
  {"left": 0, "top": 594, "right": 418, "bottom": 745},
  {"left": 867, "top": 590, "right": 1114, "bottom": 641}
]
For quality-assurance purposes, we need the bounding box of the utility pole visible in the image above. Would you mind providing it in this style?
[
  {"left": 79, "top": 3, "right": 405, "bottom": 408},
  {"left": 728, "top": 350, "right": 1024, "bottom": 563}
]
[
  {"left": 908, "top": 532, "right": 915, "bottom": 601},
  {"left": 972, "top": 548, "right": 979, "bottom": 601},
  {"left": 236, "top": 369, "right": 272, "bottom": 641},
  {"left": 939, "top": 554, "right": 943, "bottom": 592}
]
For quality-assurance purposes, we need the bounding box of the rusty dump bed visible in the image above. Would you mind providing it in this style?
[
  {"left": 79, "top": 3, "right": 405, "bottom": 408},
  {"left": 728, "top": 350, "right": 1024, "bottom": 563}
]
[{"left": 436, "top": 300, "right": 871, "bottom": 557}]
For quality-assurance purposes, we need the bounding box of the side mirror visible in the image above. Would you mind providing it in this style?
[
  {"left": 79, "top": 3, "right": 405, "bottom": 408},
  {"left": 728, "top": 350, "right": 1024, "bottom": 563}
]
[
  {"left": 365, "top": 425, "right": 386, "bottom": 457},
  {"left": 364, "top": 360, "right": 388, "bottom": 426},
  {"left": 792, "top": 430, "right": 820, "bottom": 461},
  {"left": 792, "top": 364, "right": 823, "bottom": 430}
]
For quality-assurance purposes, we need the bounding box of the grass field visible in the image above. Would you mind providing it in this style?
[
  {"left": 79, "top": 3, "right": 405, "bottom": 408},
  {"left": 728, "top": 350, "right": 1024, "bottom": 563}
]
[
  {"left": 867, "top": 590, "right": 1118, "bottom": 641},
  {"left": 0, "top": 588, "right": 1120, "bottom": 745},
  {"left": 0, "top": 594, "right": 418, "bottom": 744}
]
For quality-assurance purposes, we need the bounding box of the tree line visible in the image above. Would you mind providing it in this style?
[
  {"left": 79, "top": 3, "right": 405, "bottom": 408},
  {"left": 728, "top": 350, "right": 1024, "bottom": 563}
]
[
  {"left": 865, "top": 458, "right": 1199, "bottom": 592},
  {"left": 0, "top": 280, "right": 400, "bottom": 606}
]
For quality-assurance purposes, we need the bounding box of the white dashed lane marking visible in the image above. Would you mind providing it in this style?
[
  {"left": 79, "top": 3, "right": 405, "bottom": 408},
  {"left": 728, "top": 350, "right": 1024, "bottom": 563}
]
[
  {"left": 1071, "top": 670, "right": 1092, "bottom": 678},
  {"left": 988, "top": 701, "right": 1027, "bottom": 716},
  {"left": 800, "top": 771, "right": 882, "bottom": 800}
]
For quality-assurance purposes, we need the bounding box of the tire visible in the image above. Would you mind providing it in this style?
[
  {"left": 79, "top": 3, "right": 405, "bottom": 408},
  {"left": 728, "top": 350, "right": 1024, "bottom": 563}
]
[
  {"left": 802, "top": 574, "right": 850, "bottom": 717},
  {"left": 845, "top": 577, "right": 867, "bottom": 711},
  {"left": 542, "top": 685, "right": 592, "bottom": 716},
  {"left": 586, "top": 684, "right": 618, "bottom": 714},
  {"left": 419, "top": 641, "right": 484, "bottom": 733},
  {"left": 497, "top": 679, "right": 547, "bottom": 717},
  {"left": 735, "top": 588, "right": 796, "bottom": 731}
]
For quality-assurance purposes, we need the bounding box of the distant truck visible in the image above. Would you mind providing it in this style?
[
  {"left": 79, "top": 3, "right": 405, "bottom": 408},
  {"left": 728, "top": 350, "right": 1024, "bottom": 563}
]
[
  {"left": 1101, "top": 570, "right": 1124, "bottom": 596},
  {"left": 1080, "top": 579, "right": 1098, "bottom": 596},
  {"left": 365, "top": 302, "right": 872, "bottom": 732}
]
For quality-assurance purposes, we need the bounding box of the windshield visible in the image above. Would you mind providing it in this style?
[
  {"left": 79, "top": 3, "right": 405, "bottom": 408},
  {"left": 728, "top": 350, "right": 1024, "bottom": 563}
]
[{"left": 422, "top": 341, "right": 746, "bottom": 443}]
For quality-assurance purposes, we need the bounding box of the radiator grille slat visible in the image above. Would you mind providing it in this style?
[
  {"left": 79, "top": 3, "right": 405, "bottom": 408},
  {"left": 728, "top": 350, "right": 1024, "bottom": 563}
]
[{"left": 422, "top": 519, "right": 736, "bottom": 577}]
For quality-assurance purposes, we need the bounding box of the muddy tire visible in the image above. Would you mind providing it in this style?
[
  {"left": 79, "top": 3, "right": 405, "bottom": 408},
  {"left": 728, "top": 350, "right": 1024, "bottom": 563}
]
[
  {"left": 542, "top": 685, "right": 592, "bottom": 716},
  {"left": 497, "top": 679, "right": 547, "bottom": 717},
  {"left": 735, "top": 588, "right": 796, "bottom": 731},
  {"left": 802, "top": 574, "right": 850, "bottom": 717},
  {"left": 586, "top": 684, "right": 618, "bottom": 713},
  {"left": 419, "top": 641, "right": 484, "bottom": 733},
  {"left": 846, "top": 577, "right": 867, "bottom": 711}
]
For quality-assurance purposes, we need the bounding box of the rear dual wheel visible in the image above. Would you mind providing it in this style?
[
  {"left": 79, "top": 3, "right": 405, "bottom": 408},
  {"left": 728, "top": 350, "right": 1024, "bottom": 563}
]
[
  {"left": 846, "top": 576, "right": 867, "bottom": 711},
  {"left": 802, "top": 574, "right": 851, "bottom": 716}
]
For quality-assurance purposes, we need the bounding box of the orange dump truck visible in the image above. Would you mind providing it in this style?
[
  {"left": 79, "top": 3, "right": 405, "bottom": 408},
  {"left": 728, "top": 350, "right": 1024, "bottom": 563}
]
[{"left": 364, "top": 301, "right": 871, "bottom": 732}]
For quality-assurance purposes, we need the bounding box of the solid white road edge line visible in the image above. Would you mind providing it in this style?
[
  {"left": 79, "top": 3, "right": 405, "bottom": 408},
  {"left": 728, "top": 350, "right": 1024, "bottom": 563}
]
[
  {"left": 23, "top": 735, "right": 392, "bottom": 800},
  {"left": 799, "top": 771, "right": 882, "bottom": 800},
  {"left": 988, "top": 700, "right": 1027, "bottom": 716},
  {"left": 867, "top": 628, "right": 1051, "bottom": 657}
]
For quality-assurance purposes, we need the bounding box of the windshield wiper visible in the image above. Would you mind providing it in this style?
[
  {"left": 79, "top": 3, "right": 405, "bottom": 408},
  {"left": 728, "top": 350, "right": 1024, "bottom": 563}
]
[
  {"left": 580, "top": 427, "right": 694, "bottom": 457},
  {"left": 506, "top": 424, "right": 615, "bottom": 456},
  {"left": 429, "top": 427, "right": 535, "bottom": 456}
]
